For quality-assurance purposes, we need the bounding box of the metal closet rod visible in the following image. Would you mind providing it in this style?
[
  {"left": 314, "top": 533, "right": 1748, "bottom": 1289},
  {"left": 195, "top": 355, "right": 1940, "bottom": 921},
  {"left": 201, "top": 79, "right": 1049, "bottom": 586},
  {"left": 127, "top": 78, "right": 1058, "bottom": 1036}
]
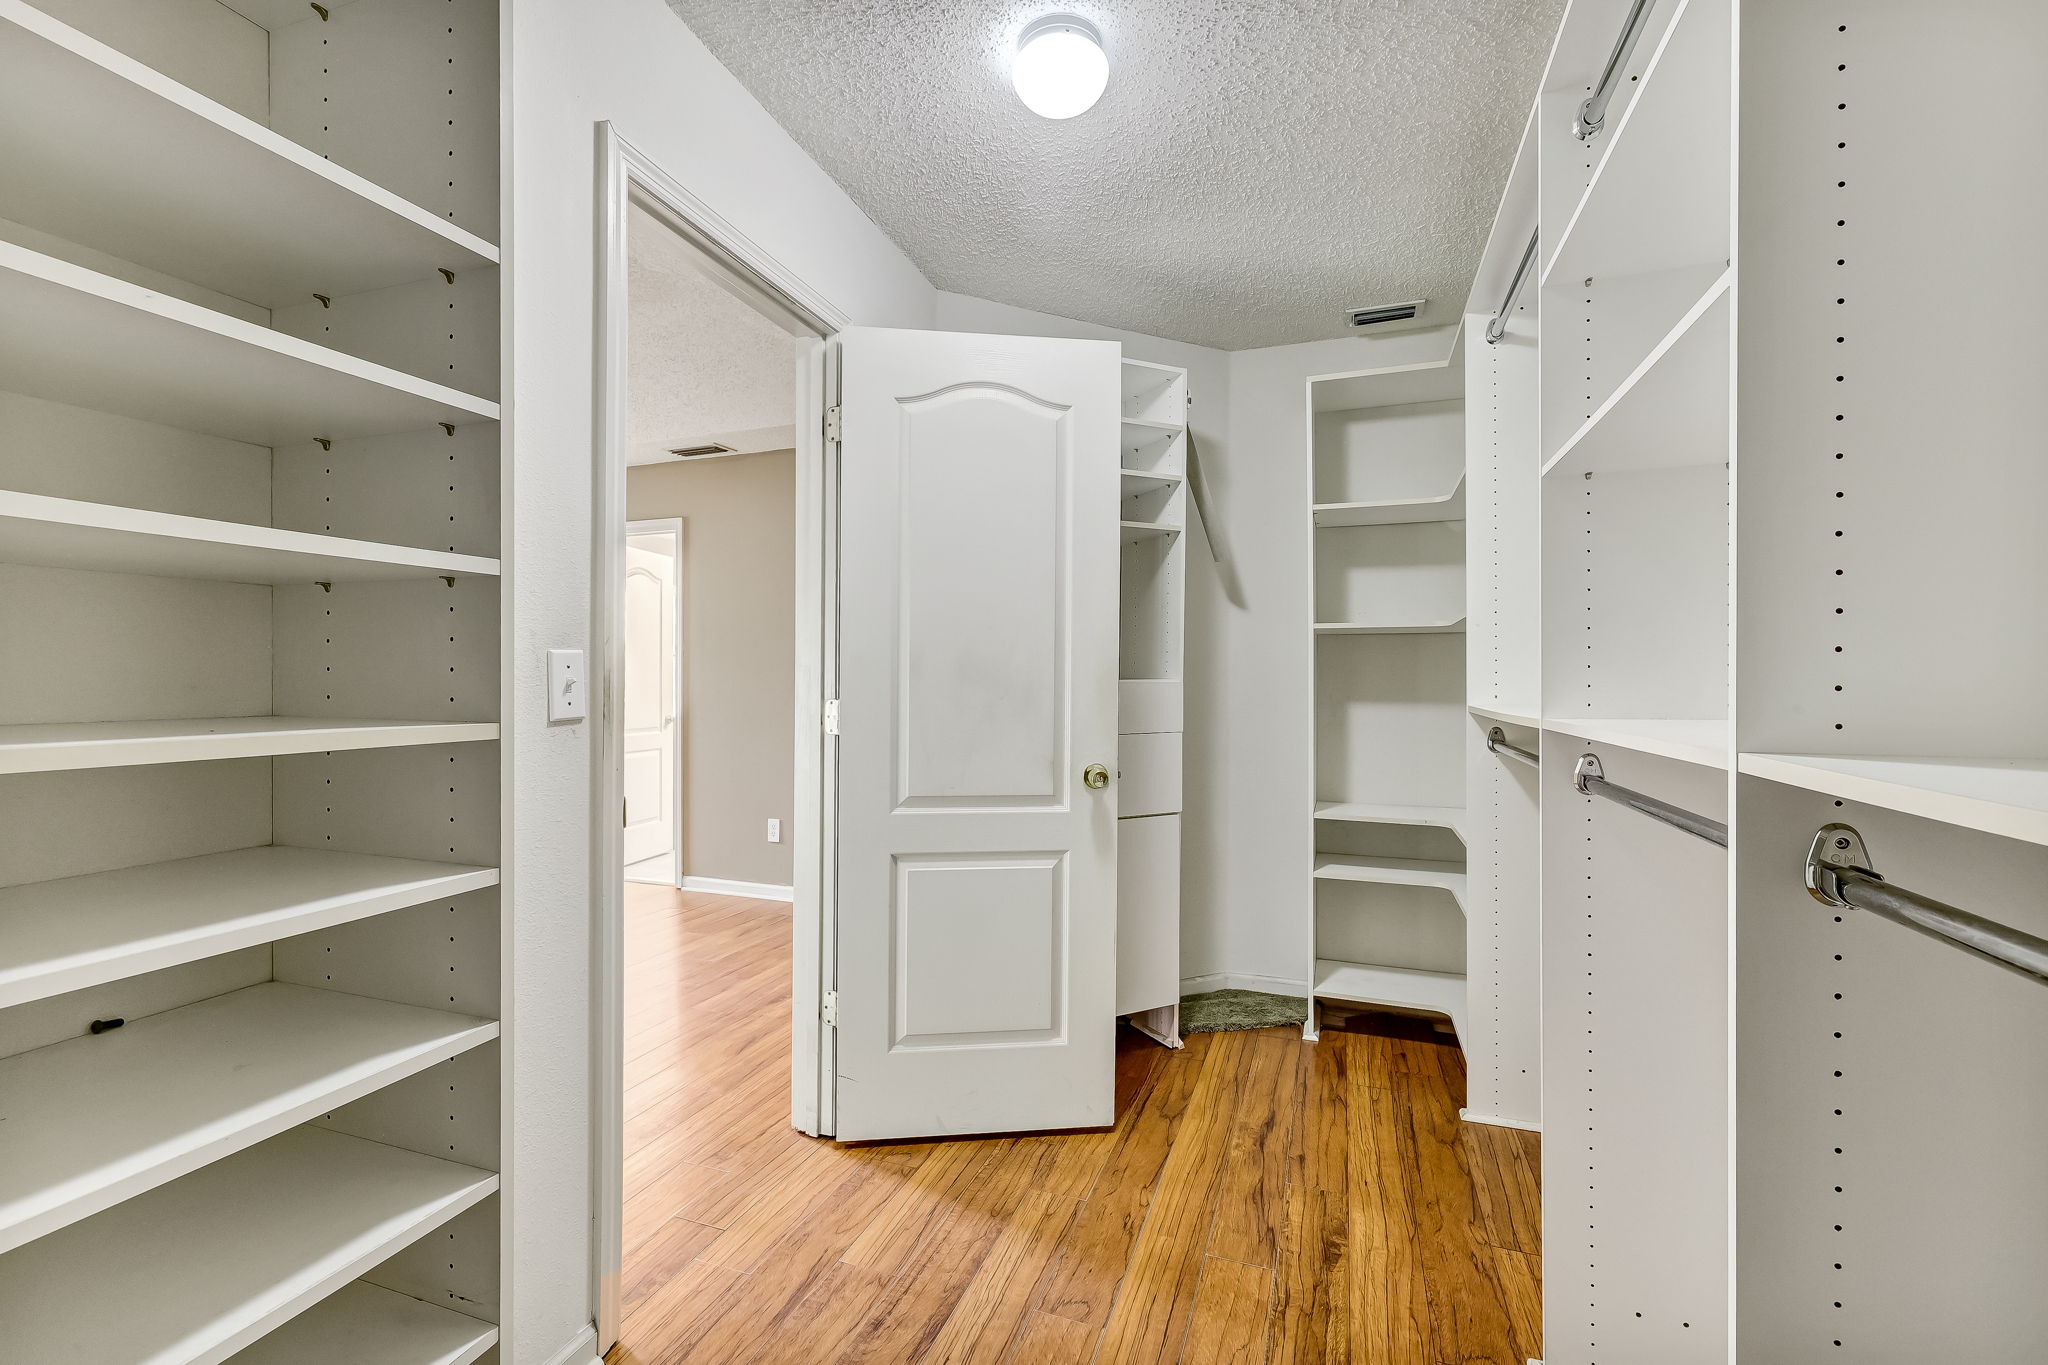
[
  {"left": 1486, "top": 727, "right": 1540, "bottom": 767},
  {"left": 1573, "top": 753, "right": 1729, "bottom": 847},
  {"left": 1575, "top": 0, "right": 1658, "bottom": 141},
  {"left": 1484, "top": 228, "right": 1539, "bottom": 345},
  {"left": 1807, "top": 824, "right": 2048, "bottom": 987}
]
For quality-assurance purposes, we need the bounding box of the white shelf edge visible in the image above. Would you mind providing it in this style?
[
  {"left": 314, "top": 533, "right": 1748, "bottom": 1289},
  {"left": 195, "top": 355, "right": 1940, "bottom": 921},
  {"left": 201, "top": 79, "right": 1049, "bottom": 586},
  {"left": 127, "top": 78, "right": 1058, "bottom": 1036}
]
[
  {"left": 1539, "top": 269, "right": 1731, "bottom": 479},
  {"left": 1312, "top": 854, "right": 1468, "bottom": 909},
  {"left": 0, "top": 0, "right": 498, "bottom": 270},
  {"left": 1311, "top": 476, "right": 1466, "bottom": 527},
  {"left": 0, "top": 716, "right": 500, "bottom": 775},
  {"left": 1313, "top": 618, "right": 1467, "bottom": 636},
  {"left": 0, "top": 846, "right": 500, "bottom": 1010},
  {"left": 1312, "top": 958, "right": 1467, "bottom": 1037},
  {"left": 0, "top": 491, "right": 499, "bottom": 585},
  {"left": 0, "top": 982, "right": 497, "bottom": 1254},
  {"left": 0, "top": 239, "right": 500, "bottom": 424},
  {"left": 0, "top": 1126, "right": 498, "bottom": 1365},
  {"left": 1121, "top": 520, "right": 1183, "bottom": 540},
  {"left": 1545, "top": 717, "right": 1730, "bottom": 770},
  {"left": 1313, "top": 802, "right": 1466, "bottom": 839},
  {"left": 1737, "top": 752, "right": 2048, "bottom": 848},
  {"left": 1469, "top": 704, "right": 1541, "bottom": 729},
  {"left": 223, "top": 1283, "right": 497, "bottom": 1365},
  {"left": 1120, "top": 416, "right": 1186, "bottom": 434},
  {"left": 1120, "top": 357, "right": 1184, "bottom": 376},
  {"left": 1538, "top": 0, "right": 1699, "bottom": 289},
  {"left": 1119, "top": 467, "right": 1185, "bottom": 487}
]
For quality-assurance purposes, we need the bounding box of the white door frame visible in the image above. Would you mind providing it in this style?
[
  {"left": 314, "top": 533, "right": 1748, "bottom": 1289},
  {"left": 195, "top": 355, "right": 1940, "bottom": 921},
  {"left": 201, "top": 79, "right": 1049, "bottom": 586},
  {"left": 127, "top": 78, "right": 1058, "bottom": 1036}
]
[
  {"left": 591, "top": 121, "right": 846, "bottom": 1353},
  {"left": 623, "top": 518, "right": 684, "bottom": 884}
]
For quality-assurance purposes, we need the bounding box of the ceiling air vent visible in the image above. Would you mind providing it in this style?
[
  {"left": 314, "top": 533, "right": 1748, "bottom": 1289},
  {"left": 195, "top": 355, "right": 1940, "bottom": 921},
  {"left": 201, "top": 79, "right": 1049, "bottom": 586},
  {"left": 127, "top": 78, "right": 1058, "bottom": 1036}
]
[
  {"left": 1346, "top": 300, "right": 1424, "bottom": 329},
  {"left": 667, "top": 443, "right": 736, "bottom": 459}
]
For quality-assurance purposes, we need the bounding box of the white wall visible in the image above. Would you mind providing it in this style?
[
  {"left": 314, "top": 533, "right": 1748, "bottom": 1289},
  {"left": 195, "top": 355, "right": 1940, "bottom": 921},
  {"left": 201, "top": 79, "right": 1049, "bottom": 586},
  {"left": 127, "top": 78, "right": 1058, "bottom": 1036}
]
[{"left": 508, "top": 3, "right": 934, "bottom": 1360}]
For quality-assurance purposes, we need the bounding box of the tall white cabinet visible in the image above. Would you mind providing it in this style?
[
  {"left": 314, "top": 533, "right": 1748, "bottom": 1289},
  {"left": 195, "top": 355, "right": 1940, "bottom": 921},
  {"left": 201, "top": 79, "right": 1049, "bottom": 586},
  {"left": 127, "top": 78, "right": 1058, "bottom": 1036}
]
[
  {"left": 1466, "top": 0, "right": 2048, "bottom": 1360},
  {"left": 1116, "top": 358, "right": 1187, "bottom": 1046},
  {"left": 0, "top": 2, "right": 507, "bottom": 1361},
  {"left": 1302, "top": 346, "right": 1471, "bottom": 1043}
]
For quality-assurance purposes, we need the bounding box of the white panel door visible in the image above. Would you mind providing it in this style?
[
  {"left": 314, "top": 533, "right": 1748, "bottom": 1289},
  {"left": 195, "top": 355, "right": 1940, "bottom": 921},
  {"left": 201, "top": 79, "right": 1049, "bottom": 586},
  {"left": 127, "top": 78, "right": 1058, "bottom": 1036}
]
[
  {"left": 832, "top": 327, "right": 1120, "bottom": 1141},
  {"left": 623, "top": 530, "right": 679, "bottom": 869}
]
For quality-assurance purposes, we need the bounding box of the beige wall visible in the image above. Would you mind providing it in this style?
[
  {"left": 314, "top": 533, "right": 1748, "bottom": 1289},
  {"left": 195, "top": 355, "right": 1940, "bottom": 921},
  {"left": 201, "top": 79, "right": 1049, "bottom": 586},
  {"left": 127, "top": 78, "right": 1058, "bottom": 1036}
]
[{"left": 628, "top": 450, "right": 795, "bottom": 888}]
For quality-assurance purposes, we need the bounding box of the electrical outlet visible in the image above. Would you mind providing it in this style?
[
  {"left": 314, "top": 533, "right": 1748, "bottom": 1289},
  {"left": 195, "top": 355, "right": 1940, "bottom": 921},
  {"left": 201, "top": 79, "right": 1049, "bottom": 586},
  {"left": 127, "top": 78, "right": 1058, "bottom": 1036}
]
[{"left": 766, "top": 818, "right": 782, "bottom": 843}]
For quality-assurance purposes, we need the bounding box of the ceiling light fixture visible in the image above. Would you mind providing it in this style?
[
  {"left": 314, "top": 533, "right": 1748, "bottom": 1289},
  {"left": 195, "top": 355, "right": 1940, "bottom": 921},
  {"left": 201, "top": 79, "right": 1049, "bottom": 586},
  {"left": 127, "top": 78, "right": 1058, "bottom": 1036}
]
[{"left": 1012, "top": 15, "right": 1108, "bottom": 120}]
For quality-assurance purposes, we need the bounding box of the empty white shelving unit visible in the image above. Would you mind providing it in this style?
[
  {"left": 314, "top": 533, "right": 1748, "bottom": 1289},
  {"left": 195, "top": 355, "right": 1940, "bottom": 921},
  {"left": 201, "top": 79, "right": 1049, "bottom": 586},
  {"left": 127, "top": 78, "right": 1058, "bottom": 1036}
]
[
  {"left": 0, "top": 1, "right": 505, "bottom": 1360},
  {"left": 1303, "top": 340, "right": 1470, "bottom": 1044},
  {"left": 1463, "top": 0, "right": 2048, "bottom": 1360},
  {"left": 1116, "top": 358, "right": 1188, "bottom": 1046}
]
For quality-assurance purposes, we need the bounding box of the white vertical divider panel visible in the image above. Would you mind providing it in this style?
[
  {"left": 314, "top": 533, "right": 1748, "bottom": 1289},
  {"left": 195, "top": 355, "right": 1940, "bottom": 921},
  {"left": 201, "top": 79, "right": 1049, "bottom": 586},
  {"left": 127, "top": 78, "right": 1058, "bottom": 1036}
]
[
  {"left": 1539, "top": 743, "right": 1728, "bottom": 1364},
  {"left": 1732, "top": 1, "right": 2048, "bottom": 1358}
]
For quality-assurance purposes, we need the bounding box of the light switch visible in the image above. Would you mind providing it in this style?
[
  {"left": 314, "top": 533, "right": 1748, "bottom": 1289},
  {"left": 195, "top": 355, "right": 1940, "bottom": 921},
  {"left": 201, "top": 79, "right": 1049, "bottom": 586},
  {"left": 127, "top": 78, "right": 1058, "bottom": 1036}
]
[{"left": 547, "top": 649, "right": 586, "bottom": 723}]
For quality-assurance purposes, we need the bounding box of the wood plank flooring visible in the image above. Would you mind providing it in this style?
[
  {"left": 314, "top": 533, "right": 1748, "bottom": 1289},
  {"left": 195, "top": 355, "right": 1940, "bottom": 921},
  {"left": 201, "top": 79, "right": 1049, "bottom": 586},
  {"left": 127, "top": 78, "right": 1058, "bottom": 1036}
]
[{"left": 609, "top": 884, "right": 1541, "bottom": 1365}]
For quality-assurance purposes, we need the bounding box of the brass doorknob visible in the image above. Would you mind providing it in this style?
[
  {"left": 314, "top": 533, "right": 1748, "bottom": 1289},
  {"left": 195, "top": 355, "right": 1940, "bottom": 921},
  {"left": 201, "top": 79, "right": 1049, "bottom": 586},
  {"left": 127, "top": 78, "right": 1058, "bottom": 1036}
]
[{"left": 1083, "top": 763, "right": 1110, "bottom": 790}]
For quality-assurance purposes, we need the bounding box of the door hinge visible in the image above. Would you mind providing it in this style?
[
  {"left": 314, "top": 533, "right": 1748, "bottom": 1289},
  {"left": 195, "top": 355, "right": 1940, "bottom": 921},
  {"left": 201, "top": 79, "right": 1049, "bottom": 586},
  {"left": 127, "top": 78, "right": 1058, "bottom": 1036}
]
[
  {"left": 820, "top": 990, "right": 839, "bottom": 1027},
  {"left": 822, "top": 698, "right": 840, "bottom": 735},
  {"left": 823, "top": 405, "right": 842, "bottom": 443}
]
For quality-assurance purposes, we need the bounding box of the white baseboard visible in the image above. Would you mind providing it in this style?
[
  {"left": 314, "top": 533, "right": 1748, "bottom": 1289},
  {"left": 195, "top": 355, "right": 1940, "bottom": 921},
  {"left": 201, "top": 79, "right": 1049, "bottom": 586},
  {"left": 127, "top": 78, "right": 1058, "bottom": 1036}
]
[
  {"left": 1459, "top": 1109, "right": 1543, "bottom": 1133},
  {"left": 541, "top": 1325, "right": 601, "bottom": 1365},
  {"left": 1179, "top": 970, "right": 1310, "bottom": 997},
  {"left": 679, "top": 874, "right": 794, "bottom": 903}
]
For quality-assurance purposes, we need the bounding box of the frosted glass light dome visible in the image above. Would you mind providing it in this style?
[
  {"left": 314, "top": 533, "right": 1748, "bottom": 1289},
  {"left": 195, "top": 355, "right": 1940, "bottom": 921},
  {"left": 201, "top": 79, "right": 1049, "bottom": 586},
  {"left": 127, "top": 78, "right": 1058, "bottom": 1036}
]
[{"left": 1012, "top": 16, "right": 1108, "bottom": 120}]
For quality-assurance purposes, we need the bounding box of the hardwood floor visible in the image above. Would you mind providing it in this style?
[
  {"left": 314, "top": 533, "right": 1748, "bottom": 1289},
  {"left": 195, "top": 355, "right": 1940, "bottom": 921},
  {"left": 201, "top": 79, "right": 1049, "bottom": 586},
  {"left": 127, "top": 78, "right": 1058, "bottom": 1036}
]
[{"left": 610, "top": 884, "right": 1542, "bottom": 1365}]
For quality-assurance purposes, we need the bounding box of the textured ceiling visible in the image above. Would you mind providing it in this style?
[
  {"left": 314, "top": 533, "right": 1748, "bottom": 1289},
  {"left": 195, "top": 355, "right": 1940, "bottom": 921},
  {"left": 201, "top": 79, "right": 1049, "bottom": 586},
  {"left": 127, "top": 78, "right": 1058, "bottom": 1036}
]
[
  {"left": 663, "top": 0, "right": 1564, "bottom": 349},
  {"left": 628, "top": 203, "right": 798, "bottom": 464}
]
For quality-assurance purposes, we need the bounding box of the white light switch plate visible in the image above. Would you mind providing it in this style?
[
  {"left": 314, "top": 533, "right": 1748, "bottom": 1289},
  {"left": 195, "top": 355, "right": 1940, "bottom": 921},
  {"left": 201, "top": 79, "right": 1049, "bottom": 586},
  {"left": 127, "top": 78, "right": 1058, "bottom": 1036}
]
[{"left": 547, "top": 649, "right": 586, "bottom": 723}]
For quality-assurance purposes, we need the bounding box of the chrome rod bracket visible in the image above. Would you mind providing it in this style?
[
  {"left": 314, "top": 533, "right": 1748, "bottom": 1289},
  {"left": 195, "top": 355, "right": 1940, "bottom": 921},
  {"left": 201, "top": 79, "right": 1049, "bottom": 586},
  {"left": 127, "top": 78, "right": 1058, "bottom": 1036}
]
[
  {"left": 1487, "top": 727, "right": 1540, "bottom": 768},
  {"left": 1573, "top": 751, "right": 1604, "bottom": 795},
  {"left": 1574, "top": 0, "right": 1657, "bottom": 142},
  {"left": 1805, "top": 822, "right": 1875, "bottom": 907}
]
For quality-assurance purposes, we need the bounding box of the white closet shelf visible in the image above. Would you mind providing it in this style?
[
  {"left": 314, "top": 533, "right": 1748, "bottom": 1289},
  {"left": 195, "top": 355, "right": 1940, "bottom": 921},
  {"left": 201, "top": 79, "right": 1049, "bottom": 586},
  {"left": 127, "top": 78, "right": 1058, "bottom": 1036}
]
[
  {"left": 0, "top": 716, "right": 500, "bottom": 775},
  {"left": 0, "top": 1125, "right": 496, "bottom": 1365},
  {"left": 1313, "top": 854, "right": 1468, "bottom": 907},
  {"left": 1313, "top": 478, "right": 1466, "bottom": 527},
  {"left": 1542, "top": 0, "right": 1729, "bottom": 288},
  {"left": 0, "top": 2, "right": 497, "bottom": 310},
  {"left": 1547, "top": 717, "right": 1729, "bottom": 770},
  {"left": 1314, "top": 618, "right": 1466, "bottom": 636},
  {"left": 0, "top": 241, "right": 499, "bottom": 447},
  {"left": 1121, "top": 521, "right": 1183, "bottom": 544},
  {"left": 0, "top": 491, "right": 499, "bottom": 586},
  {"left": 1314, "top": 802, "right": 1466, "bottom": 838},
  {"left": 1313, "top": 959, "right": 1467, "bottom": 1037},
  {"left": 0, "top": 846, "right": 499, "bottom": 1010},
  {"left": 1120, "top": 468, "right": 1185, "bottom": 490},
  {"left": 1737, "top": 753, "right": 2048, "bottom": 848},
  {"left": 1121, "top": 416, "right": 1186, "bottom": 435},
  {"left": 1469, "top": 704, "right": 1541, "bottom": 729},
  {"left": 0, "top": 981, "right": 496, "bottom": 1254},
  {"left": 1541, "top": 273, "right": 1730, "bottom": 478},
  {"left": 223, "top": 1283, "right": 497, "bottom": 1365}
]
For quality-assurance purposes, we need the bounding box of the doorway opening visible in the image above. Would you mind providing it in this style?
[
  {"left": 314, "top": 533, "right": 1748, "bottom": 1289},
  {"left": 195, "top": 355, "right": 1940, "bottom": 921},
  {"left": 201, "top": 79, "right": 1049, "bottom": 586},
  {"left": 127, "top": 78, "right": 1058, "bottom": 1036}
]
[{"left": 592, "top": 128, "right": 840, "bottom": 1353}]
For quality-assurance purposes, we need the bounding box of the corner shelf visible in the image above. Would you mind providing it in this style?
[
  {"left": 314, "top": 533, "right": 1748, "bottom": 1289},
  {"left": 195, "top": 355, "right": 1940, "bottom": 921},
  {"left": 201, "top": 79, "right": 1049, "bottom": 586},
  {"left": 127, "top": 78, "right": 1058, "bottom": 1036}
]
[
  {"left": 0, "top": 492, "right": 500, "bottom": 586},
  {"left": 1313, "top": 477, "right": 1466, "bottom": 527},
  {"left": 222, "top": 1282, "right": 497, "bottom": 1365},
  {"left": 1541, "top": 272, "right": 1730, "bottom": 478},
  {"left": 0, "top": 1, "right": 498, "bottom": 309},
  {"left": 1737, "top": 752, "right": 2048, "bottom": 848},
  {"left": 0, "top": 846, "right": 500, "bottom": 1010},
  {"left": 1313, "top": 854, "right": 1468, "bottom": 909},
  {"left": 0, "top": 716, "right": 501, "bottom": 775},
  {"left": 1315, "top": 802, "right": 1466, "bottom": 839},
  {"left": 0, "top": 981, "right": 497, "bottom": 1253},
  {"left": 0, "top": 240, "right": 499, "bottom": 446},
  {"left": 1314, "top": 618, "right": 1466, "bottom": 636},
  {"left": 1541, "top": 0, "right": 1729, "bottom": 289},
  {"left": 1312, "top": 959, "right": 1467, "bottom": 1038},
  {"left": 0, "top": 1126, "right": 497, "bottom": 1365},
  {"left": 1546, "top": 717, "right": 1729, "bottom": 770}
]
